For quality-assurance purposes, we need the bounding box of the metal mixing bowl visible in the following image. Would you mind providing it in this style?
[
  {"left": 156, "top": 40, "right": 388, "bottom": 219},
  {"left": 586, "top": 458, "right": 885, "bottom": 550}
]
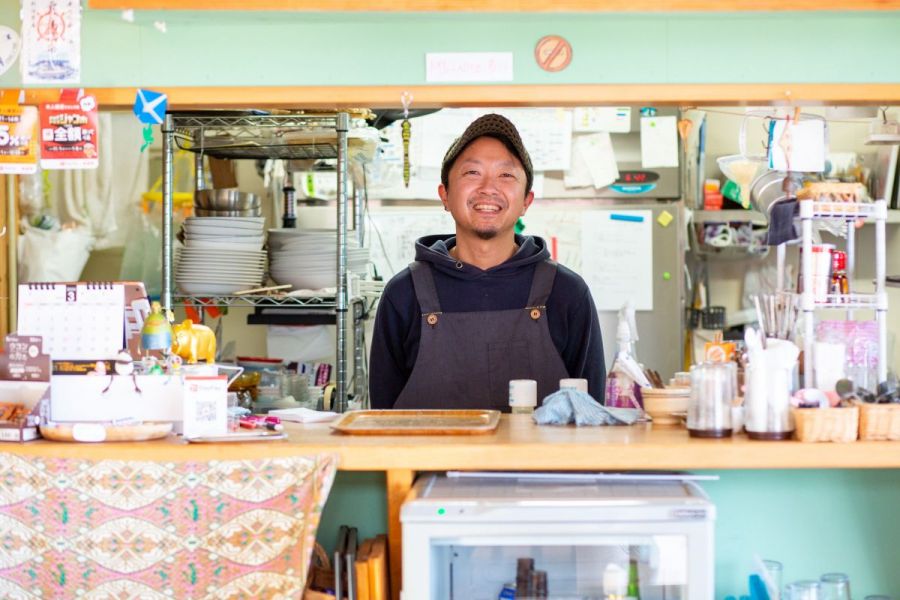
[
  {"left": 194, "top": 207, "right": 262, "bottom": 217},
  {"left": 194, "top": 188, "right": 260, "bottom": 210}
]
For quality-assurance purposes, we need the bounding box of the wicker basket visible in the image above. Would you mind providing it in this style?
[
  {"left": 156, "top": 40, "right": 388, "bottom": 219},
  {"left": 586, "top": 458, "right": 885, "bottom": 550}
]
[
  {"left": 792, "top": 406, "right": 859, "bottom": 443},
  {"left": 858, "top": 402, "right": 900, "bottom": 441}
]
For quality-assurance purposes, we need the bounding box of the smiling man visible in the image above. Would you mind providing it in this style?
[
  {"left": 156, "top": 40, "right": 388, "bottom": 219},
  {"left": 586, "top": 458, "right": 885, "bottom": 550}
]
[{"left": 369, "top": 114, "right": 606, "bottom": 411}]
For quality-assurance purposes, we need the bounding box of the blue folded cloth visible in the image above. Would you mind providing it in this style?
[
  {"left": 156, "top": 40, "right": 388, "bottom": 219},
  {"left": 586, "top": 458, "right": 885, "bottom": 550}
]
[{"left": 533, "top": 388, "right": 642, "bottom": 426}]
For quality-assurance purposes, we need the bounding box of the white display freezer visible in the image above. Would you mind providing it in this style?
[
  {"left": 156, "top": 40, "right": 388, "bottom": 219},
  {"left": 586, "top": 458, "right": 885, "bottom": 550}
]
[{"left": 401, "top": 473, "right": 715, "bottom": 600}]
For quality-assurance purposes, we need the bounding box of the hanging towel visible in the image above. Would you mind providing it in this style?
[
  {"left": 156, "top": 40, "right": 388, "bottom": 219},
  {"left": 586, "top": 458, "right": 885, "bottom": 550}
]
[{"left": 764, "top": 199, "right": 799, "bottom": 246}]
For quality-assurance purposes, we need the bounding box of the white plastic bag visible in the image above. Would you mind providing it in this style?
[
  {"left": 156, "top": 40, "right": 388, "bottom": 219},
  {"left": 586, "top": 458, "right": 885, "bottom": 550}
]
[
  {"left": 18, "top": 223, "right": 94, "bottom": 282},
  {"left": 119, "top": 210, "right": 162, "bottom": 298}
]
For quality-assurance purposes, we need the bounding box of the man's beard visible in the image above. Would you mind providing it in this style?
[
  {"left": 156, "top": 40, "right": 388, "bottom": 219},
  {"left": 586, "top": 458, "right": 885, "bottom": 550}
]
[{"left": 474, "top": 227, "right": 499, "bottom": 240}]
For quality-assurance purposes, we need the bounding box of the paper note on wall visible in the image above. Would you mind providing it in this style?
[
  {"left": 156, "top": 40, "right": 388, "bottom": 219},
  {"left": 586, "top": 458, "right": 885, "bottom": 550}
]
[
  {"left": 416, "top": 108, "right": 572, "bottom": 172},
  {"left": 426, "top": 52, "right": 514, "bottom": 83},
  {"left": 640, "top": 116, "right": 679, "bottom": 169},
  {"left": 573, "top": 107, "right": 631, "bottom": 133},
  {"left": 564, "top": 133, "right": 618, "bottom": 189},
  {"left": 768, "top": 118, "right": 826, "bottom": 173},
  {"left": 580, "top": 211, "right": 653, "bottom": 311}
]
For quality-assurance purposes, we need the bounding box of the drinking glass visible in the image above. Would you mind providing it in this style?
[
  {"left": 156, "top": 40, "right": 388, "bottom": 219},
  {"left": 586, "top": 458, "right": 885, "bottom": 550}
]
[
  {"left": 762, "top": 559, "right": 784, "bottom": 599},
  {"left": 819, "top": 573, "right": 851, "bottom": 600},
  {"left": 785, "top": 581, "right": 820, "bottom": 600}
]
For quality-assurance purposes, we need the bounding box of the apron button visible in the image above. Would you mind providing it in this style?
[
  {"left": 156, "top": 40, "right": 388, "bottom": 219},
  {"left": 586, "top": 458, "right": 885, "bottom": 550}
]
[
  {"left": 530, "top": 308, "right": 541, "bottom": 320},
  {"left": 426, "top": 313, "right": 439, "bottom": 326}
]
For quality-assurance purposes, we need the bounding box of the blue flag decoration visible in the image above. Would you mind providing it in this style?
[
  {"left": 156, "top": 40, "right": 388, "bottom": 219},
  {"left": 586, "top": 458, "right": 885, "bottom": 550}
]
[{"left": 133, "top": 89, "right": 168, "bottom": 152}]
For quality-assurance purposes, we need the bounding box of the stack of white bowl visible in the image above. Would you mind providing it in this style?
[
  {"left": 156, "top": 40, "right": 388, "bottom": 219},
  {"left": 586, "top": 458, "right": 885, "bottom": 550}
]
[
  {"left": 268, "top": 228, "right": 369, "bottom": 291},
  {"left": 176, "top": 217, "right": 267, "bottom": 295}
]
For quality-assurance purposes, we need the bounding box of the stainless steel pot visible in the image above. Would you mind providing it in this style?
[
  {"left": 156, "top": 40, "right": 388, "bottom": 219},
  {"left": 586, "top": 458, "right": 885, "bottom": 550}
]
[{"left": 749, "top": 170, "right": 787, "bottom": 217}]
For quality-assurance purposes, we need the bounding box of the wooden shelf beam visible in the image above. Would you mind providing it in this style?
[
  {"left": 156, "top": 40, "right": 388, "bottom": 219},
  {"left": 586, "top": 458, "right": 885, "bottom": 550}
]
[
  {"left": 86, "top": 0, "right": 900, "bottom": 11},
  {"left": 6, "top": 84, "right": 900, "bottom": 111}
]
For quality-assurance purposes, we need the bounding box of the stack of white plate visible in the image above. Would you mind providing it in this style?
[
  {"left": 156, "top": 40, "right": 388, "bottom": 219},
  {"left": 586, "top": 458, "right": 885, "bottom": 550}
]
[
  {"left": 268, "top": 228, "right": 369, "bottom": 291},
  {"left": 176, "top": 217, "right": 267, "bottom": 295}
]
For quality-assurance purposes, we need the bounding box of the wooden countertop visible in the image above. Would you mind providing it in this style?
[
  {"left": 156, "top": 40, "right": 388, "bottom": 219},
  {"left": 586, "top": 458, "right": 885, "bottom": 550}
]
[{"left": 5, "top": 415, "right": 900, "bottom": 470}]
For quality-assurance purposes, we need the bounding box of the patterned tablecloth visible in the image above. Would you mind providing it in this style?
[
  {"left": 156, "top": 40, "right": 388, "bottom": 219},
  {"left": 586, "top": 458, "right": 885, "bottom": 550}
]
[{"left": 0, "top": 452, "right": 337, "bottom": 599}]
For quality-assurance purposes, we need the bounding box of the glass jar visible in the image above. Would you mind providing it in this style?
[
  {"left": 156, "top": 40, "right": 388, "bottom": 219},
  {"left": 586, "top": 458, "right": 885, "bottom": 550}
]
[
  {"left": 688, "top": 362, "right": 736, "bottom": 438},
  {"left": 744, "top": 365, "right": 795, "bottom": 440}
]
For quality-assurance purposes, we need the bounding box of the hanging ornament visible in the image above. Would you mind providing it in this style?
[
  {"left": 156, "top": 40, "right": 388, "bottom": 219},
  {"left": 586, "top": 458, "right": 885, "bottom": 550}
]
[
  {"left": 400, "top": 91, "right": 413, "bottom": 188},
  {"left": 132, "top": 88, "right": 168, "bottom": 152}
]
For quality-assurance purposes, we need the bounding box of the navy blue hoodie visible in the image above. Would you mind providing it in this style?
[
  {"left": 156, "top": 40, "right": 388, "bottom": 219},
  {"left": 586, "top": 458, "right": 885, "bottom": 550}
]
[{"left": 369, "top": 233, "right": 606, "bottom": 408}]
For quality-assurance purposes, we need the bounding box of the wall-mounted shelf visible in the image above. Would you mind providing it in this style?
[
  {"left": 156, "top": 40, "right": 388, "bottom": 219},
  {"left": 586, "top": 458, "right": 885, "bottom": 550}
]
[
  {"left": 694, "top": 209, "right": 767, "bottom": 226},
  {"left": 694, "top": 207, "right": 900, "bottom": 227}
]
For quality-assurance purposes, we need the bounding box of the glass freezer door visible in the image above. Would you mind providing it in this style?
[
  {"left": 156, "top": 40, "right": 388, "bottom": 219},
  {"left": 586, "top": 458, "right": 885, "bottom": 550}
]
[{"left": 434, "top": 536, "right": 688, "bottom": 600}]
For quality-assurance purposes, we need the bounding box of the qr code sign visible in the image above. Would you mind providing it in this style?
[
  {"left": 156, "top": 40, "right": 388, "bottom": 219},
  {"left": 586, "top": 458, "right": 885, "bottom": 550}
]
[{"left": 195, "top": 399, "right": 218, "bottom": 423}]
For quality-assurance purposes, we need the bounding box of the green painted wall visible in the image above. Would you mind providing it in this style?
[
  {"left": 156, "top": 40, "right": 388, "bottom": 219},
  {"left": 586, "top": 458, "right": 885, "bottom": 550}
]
[
  {"left": 0, "top": 10, "right": 898, "bottom": 88},
  {"left": 318, "top": 470, "right": 900, "bottom": 598}
]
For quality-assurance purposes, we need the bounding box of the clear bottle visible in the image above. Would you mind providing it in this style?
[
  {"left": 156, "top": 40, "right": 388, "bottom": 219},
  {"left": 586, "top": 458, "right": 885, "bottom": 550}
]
[{"left": 605, "top": 319, "right": 644, "bottom": 410}]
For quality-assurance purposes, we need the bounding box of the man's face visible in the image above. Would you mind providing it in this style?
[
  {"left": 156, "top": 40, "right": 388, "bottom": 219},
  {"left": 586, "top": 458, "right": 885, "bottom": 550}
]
[{"left": 438, "top": 136, "right": 534, "bottom": 241}]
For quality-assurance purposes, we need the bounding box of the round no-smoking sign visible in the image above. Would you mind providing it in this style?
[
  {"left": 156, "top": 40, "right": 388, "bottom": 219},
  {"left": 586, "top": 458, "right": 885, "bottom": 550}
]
[{"left": 534, "top": 35, "right": 572, "bottom": 73}]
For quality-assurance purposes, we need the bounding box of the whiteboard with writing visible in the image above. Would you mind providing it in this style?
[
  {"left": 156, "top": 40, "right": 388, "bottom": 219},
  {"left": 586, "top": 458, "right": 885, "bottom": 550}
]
[
  {"left": 579, "top": 210, "right": 653, "bottom": 311},
  {"left": 366, "top": 210, "right": 457, "bottom": 279}
]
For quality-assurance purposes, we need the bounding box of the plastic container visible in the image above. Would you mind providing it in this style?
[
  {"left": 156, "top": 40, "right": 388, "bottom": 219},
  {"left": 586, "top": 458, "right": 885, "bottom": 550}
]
[
  {"left": 509, "top": 379, "right": 537, "bottom": 414},
  {"left": 744, "top": 365, "right": 794, "bottom": 440}
]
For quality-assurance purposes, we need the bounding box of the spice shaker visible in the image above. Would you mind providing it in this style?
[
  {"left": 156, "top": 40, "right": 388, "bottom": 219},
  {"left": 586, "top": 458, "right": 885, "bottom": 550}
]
[{"left": 688, "top": 361, "right": 736, "bottom": 438}]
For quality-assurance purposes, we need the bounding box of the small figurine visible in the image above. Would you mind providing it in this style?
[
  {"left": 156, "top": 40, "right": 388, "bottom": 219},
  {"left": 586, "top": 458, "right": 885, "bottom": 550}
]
[
  {"left": 102, "top": 350, "right": 142, "bottom": 394},
  {"left": 142, "top": 355, "right": 164, "bottom": 375},
  {"left": 166, "top": 354, "right": 183, "bottom": 375},
  {"left": 170, "top": 319, "right": 216, "bottom": 364},
  {"left": 141, "top": 301, "right": 173, "bottom": 353}
]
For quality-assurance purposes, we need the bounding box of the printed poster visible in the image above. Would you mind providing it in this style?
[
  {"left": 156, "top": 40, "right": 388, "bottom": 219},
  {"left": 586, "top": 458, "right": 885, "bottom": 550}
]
[
  {"left": 0, "top": 104, "right": 39, "bottom": 174},
  {"left": 20, "top": 0, "right": 81, "bottom": 84},
  {"left": 40, "top": 92, "right": 99, "bottom": 169}
]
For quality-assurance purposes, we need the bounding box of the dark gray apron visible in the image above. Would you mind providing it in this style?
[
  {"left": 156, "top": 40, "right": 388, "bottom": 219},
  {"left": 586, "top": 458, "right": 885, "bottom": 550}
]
[{"left": 393, "top": 259, "right": 570, "bottom": 412}]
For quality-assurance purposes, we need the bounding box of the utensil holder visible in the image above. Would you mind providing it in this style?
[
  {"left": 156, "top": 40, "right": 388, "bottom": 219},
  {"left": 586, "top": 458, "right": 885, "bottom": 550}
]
[
  {"left": 858, "top": 402, "right": 900, "bottom": 441},
  {"left": 792, "top": 406, "right": 859, "bottom": 443}
]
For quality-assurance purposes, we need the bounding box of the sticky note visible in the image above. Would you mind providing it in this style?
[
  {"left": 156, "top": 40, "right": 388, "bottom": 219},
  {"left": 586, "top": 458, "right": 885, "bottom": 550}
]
[{"left": 657, "top": 210, "right": 674, "bottom": 227}]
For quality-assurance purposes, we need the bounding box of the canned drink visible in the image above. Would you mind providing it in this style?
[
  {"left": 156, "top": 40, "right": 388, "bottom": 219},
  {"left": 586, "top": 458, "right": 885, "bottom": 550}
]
[{"left": 498, "top": 583, "right": 516, "bottom": 599}]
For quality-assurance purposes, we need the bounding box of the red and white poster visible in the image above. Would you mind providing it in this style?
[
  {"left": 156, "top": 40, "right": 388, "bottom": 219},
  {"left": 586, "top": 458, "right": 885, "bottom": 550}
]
[
  {"left": 0, "top": 103, "right": 39, "bottom": 175},
  {"left": 40, "top": 91, "right": 98, "bottom": 170}
]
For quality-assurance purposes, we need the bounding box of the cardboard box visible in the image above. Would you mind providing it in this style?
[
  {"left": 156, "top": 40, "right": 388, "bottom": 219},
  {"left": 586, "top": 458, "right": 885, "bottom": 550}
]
[{"left": 0, "top": 381, "right": 49, "bottom": 442}]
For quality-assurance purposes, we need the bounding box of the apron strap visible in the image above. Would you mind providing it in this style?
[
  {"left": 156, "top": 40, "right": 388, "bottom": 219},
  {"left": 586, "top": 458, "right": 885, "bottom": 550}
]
[
  {"left": 527, "top": 259, "right": 558, "bottom": 307},
  {"left": 409, "top": 261, "right": 442, "bottom": 314}
]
